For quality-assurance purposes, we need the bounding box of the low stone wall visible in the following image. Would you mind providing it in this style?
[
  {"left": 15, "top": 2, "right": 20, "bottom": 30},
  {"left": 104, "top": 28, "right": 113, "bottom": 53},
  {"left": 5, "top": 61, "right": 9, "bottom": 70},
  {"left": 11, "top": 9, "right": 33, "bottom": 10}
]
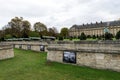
[
  {"left": 0, "top": 44, "right": 14, "bottom": 60},
  {"left": 4, "top": 41, "right": 48, "bottom": 52},
  {"left": 47, "top": 41, "right": 120, "bottom": 72}
]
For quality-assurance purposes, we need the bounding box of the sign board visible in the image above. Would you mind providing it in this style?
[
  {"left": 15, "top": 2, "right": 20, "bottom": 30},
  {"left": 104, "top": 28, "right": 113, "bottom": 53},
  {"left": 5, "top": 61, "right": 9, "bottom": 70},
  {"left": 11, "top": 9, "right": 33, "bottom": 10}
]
[{"left": 63, "top": 51, "right": 76, "bottom": 64}]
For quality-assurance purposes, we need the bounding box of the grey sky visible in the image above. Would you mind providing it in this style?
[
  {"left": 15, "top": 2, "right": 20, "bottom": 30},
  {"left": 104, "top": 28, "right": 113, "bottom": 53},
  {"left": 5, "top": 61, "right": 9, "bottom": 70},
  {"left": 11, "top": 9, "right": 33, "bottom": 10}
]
[{"left": 0, "top": 0, "right": 120, "bottom": 31}]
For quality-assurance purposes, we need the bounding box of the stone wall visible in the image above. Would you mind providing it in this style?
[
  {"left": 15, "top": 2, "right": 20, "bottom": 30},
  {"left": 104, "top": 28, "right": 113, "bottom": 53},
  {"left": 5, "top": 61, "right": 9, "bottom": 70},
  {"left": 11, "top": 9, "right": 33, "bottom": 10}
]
[
  {"left": 0, "top": 44, "right": 14, "bottom": 60},
  {"left": 47, "top": 41, "right": 120, "bottom": 72},
  {"left": 4, "top": 41, "right": 48, "bottom": 52}
]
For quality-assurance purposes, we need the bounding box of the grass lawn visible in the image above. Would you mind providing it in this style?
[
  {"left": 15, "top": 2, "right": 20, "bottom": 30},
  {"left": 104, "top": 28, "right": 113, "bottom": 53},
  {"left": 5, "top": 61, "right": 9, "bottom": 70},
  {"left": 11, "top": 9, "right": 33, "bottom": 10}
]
[{"left": 0, "top": 49, "right": 120, "bottom": 80}]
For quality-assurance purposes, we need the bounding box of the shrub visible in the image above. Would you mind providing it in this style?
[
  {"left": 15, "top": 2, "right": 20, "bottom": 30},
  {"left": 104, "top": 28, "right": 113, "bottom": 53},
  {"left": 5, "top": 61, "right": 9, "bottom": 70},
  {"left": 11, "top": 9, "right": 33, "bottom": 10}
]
[
  {"left": 92, "top": 35, "right": 96, "bottom": 39},
  {"left": 116, "top": 31, "right": 120, "bottom": 39},
  {"left": 105, "top": 32, "right": 113, "bottom": 40},
  {"left": 80, "top": 32, "right": 86, "bottom": 40},
  {"left": 58, "top": 36, "right": 63, "bottom": 40}
]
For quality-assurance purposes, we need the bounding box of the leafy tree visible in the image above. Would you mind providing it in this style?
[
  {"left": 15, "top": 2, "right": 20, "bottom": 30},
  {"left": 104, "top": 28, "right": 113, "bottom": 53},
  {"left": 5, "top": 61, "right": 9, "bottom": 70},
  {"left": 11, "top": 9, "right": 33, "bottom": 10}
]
[
  {"left": 92, "top": 35, "right": 96, "bottom": 39},
  {"left": 21, "top": 20, "right": 31, "bottom": 38},
  {"left": 33, "top": 22, "right": 47, "bottom": 36},
  {"left": 98, "top": 35, "right": 102, "bottom": 40},
  {"left": 58, "top": 35, "right": 63, "bottom": 41},
  {"left": 52, "top": 27, "right": 58, "bottom": 34},
  {"left": 87, "top": 35, "right": 91, "bottom": 38},
  {"left": 116, "top": 31, "right": 120, "bottom": 39},
  {"left": 8, "top": 17, "right": 23, "bottom": 37},
  {"left": 60, "top": 27, "right": 69, "bottom": 39},
  {"left": 29, "top": 31, "right": 39, "bottom": 37},
  {"left": 105, "top": 32, "right": 113, "bottom": 40},
  {"left": 34, "top": 22, "right": 47, "bottom": 32},
  {"left": 4, "top": 34, "right": 12, "bottom": 39},
  {"left": 96, "top": 35, "right": 99, "bottom": 38},
  {"left": 48, "top": 28, "right": 55, "bottom": 36},
  {"left": 69, "top": 36, "right": 73, "bottom": 40},
  {"left": 0, "top": 30, "right": 5, "bottom": 41},
  {"left": 8, "top": 17, "right": 31, "bottom": 38},
  {"left": 80, "top": 32, "right": 86, "bottom": 40},
  {"left": 48, "top": 27, "right": 58, "bottom": 37}
]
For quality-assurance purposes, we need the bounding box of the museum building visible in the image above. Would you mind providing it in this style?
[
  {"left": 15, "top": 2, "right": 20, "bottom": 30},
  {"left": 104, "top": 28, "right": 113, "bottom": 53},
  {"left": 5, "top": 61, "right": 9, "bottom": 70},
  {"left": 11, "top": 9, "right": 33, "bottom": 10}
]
[{"left": 69, "top": 20, "right": 120, "bottom": 37}]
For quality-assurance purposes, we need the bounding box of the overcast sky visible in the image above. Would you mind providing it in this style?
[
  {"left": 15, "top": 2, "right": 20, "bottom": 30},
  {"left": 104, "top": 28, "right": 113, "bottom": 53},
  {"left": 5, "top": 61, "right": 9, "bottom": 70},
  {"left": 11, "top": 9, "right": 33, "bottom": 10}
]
[{"left": 0, "top": 0, "right": 120, "bottom": 31}]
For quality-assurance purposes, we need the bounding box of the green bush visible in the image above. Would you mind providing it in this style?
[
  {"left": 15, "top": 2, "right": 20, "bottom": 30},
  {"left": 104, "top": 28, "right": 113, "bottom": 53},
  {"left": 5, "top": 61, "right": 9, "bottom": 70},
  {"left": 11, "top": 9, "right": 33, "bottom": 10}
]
[
  {"left": 92, "top": 35, "right": 96, "bottom": 39},
  {"left": 58, "top": 36, "right": 63, "bottom": 40},
  {"left": 80, "top": 32, "right": 86, "bottom": 40},
  {"left": 116, "top": 31, "right": 120, "bottom": 39},
  {"left": 105, "top": 32, "right": 113, "bottom": 40}
]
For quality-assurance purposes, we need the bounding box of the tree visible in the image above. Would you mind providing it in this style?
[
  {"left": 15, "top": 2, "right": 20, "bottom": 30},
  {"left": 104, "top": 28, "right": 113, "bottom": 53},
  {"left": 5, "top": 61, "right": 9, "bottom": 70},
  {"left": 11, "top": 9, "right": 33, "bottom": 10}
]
[
  {"left": 29, "top": 31, "right": 39, "bottom": 37},
  {"left": 92, "top": 35, "right": 96, "bottom": 39},
  {"left": 98, "top": 35, "right": 102, "bottom": 40},
  {"left": 52, "top": 27, "right": 58, "bottom": 34},
  {"left": 33, "top": 22, "right": 47, "bottom": 36},
  {"left": 0, "top": 30, "right": 5, "bottom": 41},
  {"left": 21, "top": 20, "right": 31, "bottom": 38},
  {"left": 48, "top": 27, "right": 58, "bottom": 37},
  {"left": 8, "top": 17, "right": 23, "bottom": 37},
  {"left": 105, "top": 32, "right": 113, "bottom": 40},
  {"left": 8, "top": 17, "right": 31, "bottom": 38},
  {"left": 60, "top": 27, "right": 69, "bottom": 39},
  {"left": 34, "top": 22, "right": 47, "bottom": 32},
  {"left": 87, "top": 35, "right": 91, "bottom": 38},
  {"left": 48, "top": 28, "right": 55, "bottom": 36},
  {"left": 116, "top": 31, "right": 120, "bottom": 39},
  {"left": 80, "top": 32, "right": 86, "bottom": 40}
]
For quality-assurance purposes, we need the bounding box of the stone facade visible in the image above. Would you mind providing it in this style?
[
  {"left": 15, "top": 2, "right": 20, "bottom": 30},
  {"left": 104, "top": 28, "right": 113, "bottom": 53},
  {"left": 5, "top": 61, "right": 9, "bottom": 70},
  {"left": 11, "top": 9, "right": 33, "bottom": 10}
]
[
  {"left": 47, "top": 41, "right": 120, "bottom": 72},
  {"left": 69, "top": 20, "right": 120, "bottom": 37},
  {"left": 0, "top": 44, "right": 14, "bottom": 60}
]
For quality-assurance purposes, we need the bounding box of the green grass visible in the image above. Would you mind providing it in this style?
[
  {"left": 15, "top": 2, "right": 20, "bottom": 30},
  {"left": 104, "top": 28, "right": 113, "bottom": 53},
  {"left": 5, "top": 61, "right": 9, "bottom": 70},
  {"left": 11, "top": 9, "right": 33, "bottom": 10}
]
[{"left": 0, "top": 49, "right": 120, "bottom": 80}]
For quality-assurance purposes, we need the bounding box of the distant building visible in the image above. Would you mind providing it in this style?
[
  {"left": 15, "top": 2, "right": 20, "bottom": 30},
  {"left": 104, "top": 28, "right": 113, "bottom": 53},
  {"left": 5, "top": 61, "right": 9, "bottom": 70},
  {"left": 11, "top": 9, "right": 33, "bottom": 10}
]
[{"left": 69, "top": 20, "right": 120, "bottom": 37}]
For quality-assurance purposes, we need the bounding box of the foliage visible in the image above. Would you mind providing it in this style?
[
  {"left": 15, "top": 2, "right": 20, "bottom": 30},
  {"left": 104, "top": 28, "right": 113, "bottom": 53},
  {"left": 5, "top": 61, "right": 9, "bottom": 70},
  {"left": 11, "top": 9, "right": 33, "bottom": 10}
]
[
  {"left": 105, "top": 32, "right": 113, "bottom": 40},
  {"left": 115, "top": 31, "right": 120, "bottom": 39},
  {"left": 29, "top": 31, "right": 40, "bottom": 37},
  {"left": 48, "top": 27, "right": 58, "bottom": 37},
  {"left": 87, "top": 35, "right": 91, "bottom": 38},
  {"left": 79, "top": 32, "right": 86, "bottom": 40},
  {"left": 0, "top": 37, "right": 4, "bottom": 41},
  {"left": 60, "top": 27, "right": 69, "bottom": 39},
  {"left": 33, "top": 22, "right": 48, "bottom": 37},
  {"left": 58, "top": 35, "right": 63, "bottom": 40},
  {"left": 21, "top": 20, "right": 31, "bottom": 38},
  {"left": 4, "top": 34, "right": 12, "bottom": 39},
  {"left": 69, "top": 36, "right": 73, "bottom": 40},
  {"left": 98, "top": 35, "right": 102, "bottom": 40},
  {"left": 6, "top": 17, "right": 31, "bottom": 38},
  {"left": 92, "top": 35, "right": 96, "bottom": 39},
  {"left": 33, "top": 22, "right": 47, "bottom": 32}
]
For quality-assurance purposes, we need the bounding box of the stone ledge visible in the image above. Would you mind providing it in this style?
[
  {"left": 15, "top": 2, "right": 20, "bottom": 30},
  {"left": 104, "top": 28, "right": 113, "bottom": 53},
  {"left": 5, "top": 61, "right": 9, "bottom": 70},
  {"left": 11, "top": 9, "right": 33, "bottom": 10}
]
[
  {"left": 47, "top": 48, "right": 120, "bottom": 54},
  {"left": 47, "top": 40, "right": 120, "bottom": 44},
  {"left": 13, "top": 44, "right": 47, "bottom": 46},
  {"left": 0, "top": 47, "right": 13, "bottom": 50}
]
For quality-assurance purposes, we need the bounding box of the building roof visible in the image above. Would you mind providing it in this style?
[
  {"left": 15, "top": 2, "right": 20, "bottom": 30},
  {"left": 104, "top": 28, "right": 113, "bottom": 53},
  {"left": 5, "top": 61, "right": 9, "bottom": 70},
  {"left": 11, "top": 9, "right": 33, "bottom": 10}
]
[{"left": 70, "top": 20, "right": 120, "bottom": 30}]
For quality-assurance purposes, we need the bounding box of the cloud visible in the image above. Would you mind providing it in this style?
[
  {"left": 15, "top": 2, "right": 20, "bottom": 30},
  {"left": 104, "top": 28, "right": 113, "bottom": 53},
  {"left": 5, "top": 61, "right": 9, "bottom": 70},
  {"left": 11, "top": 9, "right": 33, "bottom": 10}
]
[{"left": 0, "top": 0, "right": 120, "bottom": 31}]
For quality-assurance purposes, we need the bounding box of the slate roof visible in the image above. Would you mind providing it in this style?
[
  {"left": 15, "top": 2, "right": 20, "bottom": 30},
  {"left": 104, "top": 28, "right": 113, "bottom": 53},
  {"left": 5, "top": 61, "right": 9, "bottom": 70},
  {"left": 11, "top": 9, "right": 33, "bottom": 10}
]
[{"left": 70, "top": 20, "right": 120, "bottom": 29}]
